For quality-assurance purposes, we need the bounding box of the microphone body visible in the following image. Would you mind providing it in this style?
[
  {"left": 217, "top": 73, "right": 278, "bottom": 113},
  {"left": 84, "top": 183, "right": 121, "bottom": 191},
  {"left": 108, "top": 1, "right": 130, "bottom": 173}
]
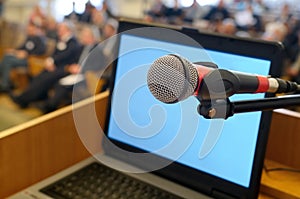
[
  {"left": 196, "top": 67, "right": 298, "bottom": 100},
  {"left": 147, "top": 54, "right": 300, "bottom": 103}
]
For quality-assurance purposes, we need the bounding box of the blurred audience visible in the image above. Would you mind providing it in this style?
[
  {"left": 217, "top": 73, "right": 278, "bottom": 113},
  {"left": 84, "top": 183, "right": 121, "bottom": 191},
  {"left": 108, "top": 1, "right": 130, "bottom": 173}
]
[
  {"left": 234, "top": 4, "right": 263, "bottom": 34},
  {"left": 143, "top": 0, "right": 300, "bottom": 79},
  {"left": 38, "top": 25, "right": 101, "bottom": 113},
  {"left": 203, "top": 0, "right": 230, "bottom": 23},
  {"left": 65, "top": 2, "right": 80, "bottom": 22},
  {"left": 202, "top": 0, "right": 231, "bottom": 32},
  {"left": 216, "top": 18, "right": 237, "bottom": 35},
  {"left": 287, "top": 53, "right": 300, "bottom": 84},
  {"left": 164, "top": 0, "right": 183, "bottom": 25},
  {"left": 29, "top": 5, "right": 47, "bottom": 29},
  {"left": 4, "top": 0, "right": 300, "bottom": 112},
  {"left": 11, "top": 20, "right": 80, "bottom": 108},
  {"left": 0, "top": 22, "right": 46, "bottom": 92},
  {"left": 44, "top": 16, "right": 58, "bottom": 40},
  {"left": 183, "top": 0, "right": 204, "bottom": 24},
  {"left": 39, "top": 19, "right": 118, "bottom": 113},
  {"left": 262, "top": 21, "right": 288, "bottom": 42},
  {"left": 144, "top": 0, "right": 167, "bottom": 22},
  {"left": 78, "top": 2, "right": 96, "bottom": 23},
  {"left": 251, "top": 0, "right": 269, "bottom": 15},
  {"left": 91, "top": 7, "right": 107, "bottom": 30},
  {"left": 276, "top": 3, "right": 294, "bottom": 25},
  {"left": 91, "top": 1, "right": 114, "bottom": 36}
]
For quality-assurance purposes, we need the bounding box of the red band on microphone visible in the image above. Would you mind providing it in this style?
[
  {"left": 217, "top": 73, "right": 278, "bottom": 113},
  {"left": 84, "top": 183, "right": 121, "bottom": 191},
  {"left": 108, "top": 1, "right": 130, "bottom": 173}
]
[
  {"left": 194, "top": 65, "right": 213, "bottom": 96},
  {"left": 255, "top": 76, "right": 269, "bottom": 93}
]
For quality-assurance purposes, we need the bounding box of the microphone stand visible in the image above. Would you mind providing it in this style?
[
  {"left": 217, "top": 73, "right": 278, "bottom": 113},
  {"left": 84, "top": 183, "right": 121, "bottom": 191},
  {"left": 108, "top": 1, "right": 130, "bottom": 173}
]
[
  {"left": 197, "top": 94, "right": 300, "bottom": 119},
  {"left": 194, "top": 64, "right": 300, "bottom": 119}
]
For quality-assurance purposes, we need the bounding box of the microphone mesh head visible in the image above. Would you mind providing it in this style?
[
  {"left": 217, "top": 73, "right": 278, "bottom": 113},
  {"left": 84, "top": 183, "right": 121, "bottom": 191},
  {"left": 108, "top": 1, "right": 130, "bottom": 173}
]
[{"left": 147, "top": 54, "right": 198, "bottom": 103}]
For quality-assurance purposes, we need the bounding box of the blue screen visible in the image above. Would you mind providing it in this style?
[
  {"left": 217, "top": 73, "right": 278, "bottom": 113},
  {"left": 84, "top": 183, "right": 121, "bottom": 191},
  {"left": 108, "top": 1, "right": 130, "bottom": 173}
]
[{"left": 107, "top": 34, "right": 271, "bottom": 187}]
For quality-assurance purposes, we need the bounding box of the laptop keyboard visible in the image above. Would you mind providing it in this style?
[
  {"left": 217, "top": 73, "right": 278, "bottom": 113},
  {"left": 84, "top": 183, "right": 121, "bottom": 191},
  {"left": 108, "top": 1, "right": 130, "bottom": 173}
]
[{"left": 40, "top": 162, "right": 183, "bottom": 199}]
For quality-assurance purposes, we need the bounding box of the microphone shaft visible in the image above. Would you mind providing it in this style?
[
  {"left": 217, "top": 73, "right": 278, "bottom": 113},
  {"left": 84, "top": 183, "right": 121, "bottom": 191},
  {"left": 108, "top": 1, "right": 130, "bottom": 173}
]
[{"left": 233, "top": 94, "right": 300, "bottom": 113}]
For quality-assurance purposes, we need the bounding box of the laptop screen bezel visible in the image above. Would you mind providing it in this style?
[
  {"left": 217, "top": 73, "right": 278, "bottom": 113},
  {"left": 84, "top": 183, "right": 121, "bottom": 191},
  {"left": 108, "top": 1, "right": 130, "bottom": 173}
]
[{"left": 103, "top": 19, "right": 284, "bottom": 199}]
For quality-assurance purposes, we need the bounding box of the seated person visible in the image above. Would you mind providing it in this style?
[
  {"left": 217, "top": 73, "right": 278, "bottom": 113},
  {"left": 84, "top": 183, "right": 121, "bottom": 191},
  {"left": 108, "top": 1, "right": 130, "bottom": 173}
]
[
  {"left": 287, "top": 52, "right": 300, "bottom": 85},
  {"left": 234, "top": 4, "right": 263, "bottom": 34},
  {"left": 183, "top": 0, "right": 204, "bottom": 23},
  {"left": 215, "top": 18, "right": 237, "bottom": 36},
  {"left": 164, "top": 0, "right": 183, "bottom": 25},
  {"left": 0, "top": 22, "right": 46, "bottom": 92},
  {"left": 38, "top": 20, "right": 118, "bottom": 113},
  {"left": 144, "top": 0, "right": 167, "bottom": 22},
  {"left": 203, "top": 0, "right": 230, "bottom": 22},
  {"left": 11, "top": 20, "right": 80, "bottom": 108}
]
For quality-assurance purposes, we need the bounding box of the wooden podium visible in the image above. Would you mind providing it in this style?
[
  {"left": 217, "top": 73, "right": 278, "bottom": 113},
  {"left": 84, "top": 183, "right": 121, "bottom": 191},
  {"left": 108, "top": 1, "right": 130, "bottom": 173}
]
[
  {"left": 0, "top": 92, "right": 300, "bottom": 198},
  {"left": 261, "top": 109, "right": 300, "bottom": 199},
  {"left": 0, "top": 92, "right": 108, "bottom": 198}
]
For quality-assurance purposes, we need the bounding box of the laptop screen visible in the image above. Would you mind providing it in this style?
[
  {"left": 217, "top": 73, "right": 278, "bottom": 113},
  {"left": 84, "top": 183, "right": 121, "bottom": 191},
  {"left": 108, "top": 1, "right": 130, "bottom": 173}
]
[{"left": 104, "top": 20, "right": 283, "bottom": 198}]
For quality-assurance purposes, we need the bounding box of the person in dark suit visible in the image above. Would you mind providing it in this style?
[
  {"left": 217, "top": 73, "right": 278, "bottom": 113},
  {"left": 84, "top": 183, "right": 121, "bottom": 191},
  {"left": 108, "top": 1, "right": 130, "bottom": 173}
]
[
  {"left": 164, "top": 0, "right": 183, "bottom": 25},
  {"left": 0, "top": 22, "right": 46, "bottom": 92},
  {"left": 11, "top": 20, "right": 80, "bottom": 108},
  {"left": 38, "top": 25, "right": 101, "bottom": 113},
  {"left": 203, "top": 0, "right": 230, "bottom": 22},
  {"left": 39, "top": 20, "right": 118, "bottom": 113},
  {"left": 287, "top": 46, "right": 300, "bottom": 87}
]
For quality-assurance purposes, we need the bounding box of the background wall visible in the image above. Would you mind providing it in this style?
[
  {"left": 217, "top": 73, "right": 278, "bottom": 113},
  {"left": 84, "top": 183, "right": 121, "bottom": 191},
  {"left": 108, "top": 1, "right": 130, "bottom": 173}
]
[{"left": 2, "top": 0, "right": 39, "bottom": 24}]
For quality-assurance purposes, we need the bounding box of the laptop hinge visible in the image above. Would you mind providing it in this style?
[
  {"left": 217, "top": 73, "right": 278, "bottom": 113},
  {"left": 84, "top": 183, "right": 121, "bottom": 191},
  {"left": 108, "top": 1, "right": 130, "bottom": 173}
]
[{"left": 212, "top": 189, "right": 237, "bottom": 199}]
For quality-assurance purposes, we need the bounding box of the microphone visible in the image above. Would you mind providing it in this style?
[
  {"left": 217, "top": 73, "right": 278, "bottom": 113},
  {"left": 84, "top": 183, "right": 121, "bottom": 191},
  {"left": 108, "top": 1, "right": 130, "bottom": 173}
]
[{"left": 147, "top": 54, "right": 300, "bottom": 103}]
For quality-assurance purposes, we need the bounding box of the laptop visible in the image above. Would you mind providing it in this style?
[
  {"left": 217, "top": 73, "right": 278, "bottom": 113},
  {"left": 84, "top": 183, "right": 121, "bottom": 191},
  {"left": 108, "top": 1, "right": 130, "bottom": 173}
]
[{"left": 9, "top": 19, "right": 284, "bottom": 199}]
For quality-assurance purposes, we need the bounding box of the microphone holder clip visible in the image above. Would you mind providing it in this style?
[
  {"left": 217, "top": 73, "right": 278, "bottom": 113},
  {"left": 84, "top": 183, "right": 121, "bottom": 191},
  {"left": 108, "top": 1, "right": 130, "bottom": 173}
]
[{"left": 197, "top": 94, "right": 300, "bottom": 119}]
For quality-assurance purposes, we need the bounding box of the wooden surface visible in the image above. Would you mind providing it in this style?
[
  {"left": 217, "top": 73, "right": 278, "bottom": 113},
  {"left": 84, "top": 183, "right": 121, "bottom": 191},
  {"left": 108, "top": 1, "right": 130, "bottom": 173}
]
[
  {"left": 265, "top": 109, "right": 300, "bottom": 169},
  {"left": 0, "top": 91, "right": 109, "bottom": 198},
  {"left": 261, "top": 108, "right": 300, "bottom": 199},
  {"left": 258, "top": 193, "right": 276, "bottom": 199},
  {"left": 260, "top": 159, "right": 300, "bottom": 199}
]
